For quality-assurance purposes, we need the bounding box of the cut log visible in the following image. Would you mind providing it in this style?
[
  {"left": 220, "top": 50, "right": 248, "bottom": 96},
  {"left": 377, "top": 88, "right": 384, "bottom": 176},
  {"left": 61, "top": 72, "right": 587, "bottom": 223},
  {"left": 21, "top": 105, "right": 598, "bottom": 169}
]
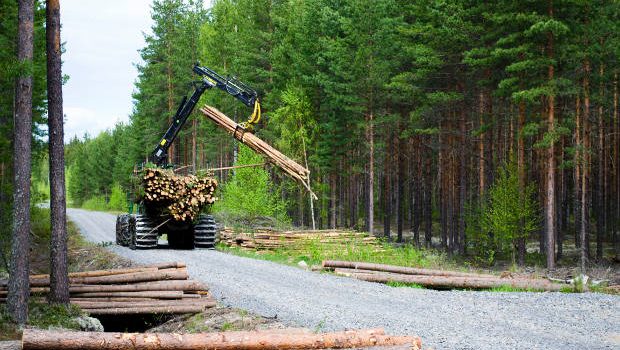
[
  {"left": 143, "top": 262, "right": 186, "bottom": 269},
  {"left": 67, "top": 269, "right": 188, "bottom": 285},
  {"left": 323, "top": 260, "right": 496, "bottom": 279},
  {"left": 67, "top": 280, "right": 207, "bottom": 293},
  {"left": 22, "top": 328, "right": 421, "bottom": 350},
  {"left": 334, "top": 269, "right": 563, "bottom": 291},
  {"left": 75, "top": 299, "right": 216, "bottom": 311},
  {"left": 29, "top": 267, "right": 158, "bottom": 279},
  {"left": 70, "top": 291, "right": 185, "bottom": 299},
  {"left": 1, "top": 269, "right": 189, "bottom": 288},
  {"left": 200, "top": 105, "right": 316, "bottom": 199},
  {"left": 84, "top": 303, "right": 215, "bottom": 315}
]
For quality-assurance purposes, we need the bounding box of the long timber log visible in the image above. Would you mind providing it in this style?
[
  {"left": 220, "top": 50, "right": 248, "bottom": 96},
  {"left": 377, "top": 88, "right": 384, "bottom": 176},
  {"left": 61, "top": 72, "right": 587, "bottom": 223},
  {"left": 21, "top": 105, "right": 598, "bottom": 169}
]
[
  {"left": 70, "top": 291, "right": 185, "bottom": 299},
  {"left": 200, "top": 105, "right": 316, "bottom": 199},
  {"left": 323, "top": 260, "right": 496, "bottom": 278},
  {"left": 334, "top": 268, "right": 564, "bottom": 291},
  {"left": 22, "top": 328, "right": 421, "bottom": 350}
]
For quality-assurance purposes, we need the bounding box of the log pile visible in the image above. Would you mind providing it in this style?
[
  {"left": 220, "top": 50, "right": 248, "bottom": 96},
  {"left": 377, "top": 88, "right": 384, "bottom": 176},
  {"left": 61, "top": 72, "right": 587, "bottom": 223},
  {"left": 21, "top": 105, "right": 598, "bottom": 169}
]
[
  {"left": 219, "top": 228, "right": 380, "bottom": 252},
  {"left": 323, "top": 260, "right": 566, "bottom": 292},
  {"left": 142, "top": 168, "right": 217, "bottom": 221},
  {"left": 200, "top": 105, "right": 317, "bottom": 199},
  {"left": 0, "top": 262, "right": 215, "bottom": 315},
  {"left": 22, "top": 328, "right": 422, "bottom": 350}
]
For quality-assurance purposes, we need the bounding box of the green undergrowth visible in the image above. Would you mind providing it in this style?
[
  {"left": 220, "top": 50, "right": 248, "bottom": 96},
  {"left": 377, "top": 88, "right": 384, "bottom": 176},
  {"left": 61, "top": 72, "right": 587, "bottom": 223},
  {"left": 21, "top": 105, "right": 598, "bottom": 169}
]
[
  {"left": 0, "top": 302, "right": 83, "bottom": 340},
  {"left": 386, "top": 281, "right": 426, "bottom": 289},
  {"left": 218, "top": 236, "right": 454, "bottom": 270}
]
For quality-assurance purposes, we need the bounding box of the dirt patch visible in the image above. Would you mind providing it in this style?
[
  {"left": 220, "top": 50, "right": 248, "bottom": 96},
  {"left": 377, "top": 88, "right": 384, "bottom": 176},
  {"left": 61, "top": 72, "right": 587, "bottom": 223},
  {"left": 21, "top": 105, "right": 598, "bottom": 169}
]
[{"left": 147, "top": 306, "right": 287, "bottom": 333}]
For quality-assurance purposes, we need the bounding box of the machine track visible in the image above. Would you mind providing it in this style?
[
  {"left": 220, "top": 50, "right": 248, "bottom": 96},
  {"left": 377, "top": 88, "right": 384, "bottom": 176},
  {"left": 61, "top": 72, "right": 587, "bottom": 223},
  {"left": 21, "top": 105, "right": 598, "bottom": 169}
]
[
  {"left": 129, "top": 214, "right": 159, "bottom": 249},
  {"left": 194, "top": 214, "right": 217, "bottom": 249}
]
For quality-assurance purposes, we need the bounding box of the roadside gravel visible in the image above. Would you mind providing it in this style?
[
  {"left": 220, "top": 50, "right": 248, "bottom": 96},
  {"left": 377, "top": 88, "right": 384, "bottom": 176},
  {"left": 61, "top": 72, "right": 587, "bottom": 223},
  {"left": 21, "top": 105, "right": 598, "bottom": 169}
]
[{"left": 67, "top": 208, "right": 620, "bottom": 350}]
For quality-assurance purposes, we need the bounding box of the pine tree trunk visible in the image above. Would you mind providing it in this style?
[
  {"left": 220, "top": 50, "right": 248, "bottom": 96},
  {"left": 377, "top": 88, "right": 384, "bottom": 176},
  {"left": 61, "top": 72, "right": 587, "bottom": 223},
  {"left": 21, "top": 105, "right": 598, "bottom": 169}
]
[
  {"left": 517, "top": 99, "right": 526, "bottom": 265},
  {"left": 46, "top": 0, "right": 69, "bottom": 304},
  {"left": 574, "top": 96, "right": 582, "bottom": 249},
  {"left": 545, "top": 2, "right": 556, "bottom": 269},
  {"left": 581, "top": 59, "right": 592, "bottom": 271},
  {"left": 596, "top": 64, "right": 605, "bottom": 260},
  {"left": 8, "top": 0, "right": 35, "bottom": 325},
  {"left": 367, "top": 112, "right": 374, "bottom": 235},
  {"left": 396, "top": 129, "right": 404, "bottom": 243},
  {"left": 614, "top": 71, "right": 619, "bottom": 260},
  {"left": 424, "top": 142, "right": 432, "bottom": 248}
]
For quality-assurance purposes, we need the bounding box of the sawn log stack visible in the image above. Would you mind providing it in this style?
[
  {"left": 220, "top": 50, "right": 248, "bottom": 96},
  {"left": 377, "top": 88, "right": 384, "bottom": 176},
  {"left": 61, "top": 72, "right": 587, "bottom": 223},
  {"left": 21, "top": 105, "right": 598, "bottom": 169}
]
[{"left": 0, "top": 262, "right": 215, "bottom": 315}]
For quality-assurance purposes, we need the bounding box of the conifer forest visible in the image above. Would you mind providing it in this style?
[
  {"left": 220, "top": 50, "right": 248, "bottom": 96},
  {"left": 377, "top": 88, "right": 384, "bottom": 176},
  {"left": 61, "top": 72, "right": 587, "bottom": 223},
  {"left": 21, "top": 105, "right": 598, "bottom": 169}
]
[{"left": 1, "top": 0, "right": 620, "bottom": 270}]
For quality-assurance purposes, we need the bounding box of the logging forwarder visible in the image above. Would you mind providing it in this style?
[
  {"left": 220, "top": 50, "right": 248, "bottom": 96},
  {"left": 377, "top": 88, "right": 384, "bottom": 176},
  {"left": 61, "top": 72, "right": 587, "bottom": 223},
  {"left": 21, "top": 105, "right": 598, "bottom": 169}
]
[{"left": 115, "top": 64, "right": 262, "bottom": 250}]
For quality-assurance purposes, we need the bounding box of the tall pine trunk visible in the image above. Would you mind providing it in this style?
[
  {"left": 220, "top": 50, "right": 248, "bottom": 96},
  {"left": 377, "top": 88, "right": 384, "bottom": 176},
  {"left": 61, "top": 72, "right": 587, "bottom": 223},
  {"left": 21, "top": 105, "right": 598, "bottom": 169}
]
[
  {"left": 47, "top": 0, "right": 69, "bottom": 304},
  {"left": 544, "top": 0, "right": 556, "bottom": 269},
  {"left": 8, "top": 0, "right": 35, "bottom": 324},
  {"left": 581, "top": 59, "right": 592, "bottom": 271}
]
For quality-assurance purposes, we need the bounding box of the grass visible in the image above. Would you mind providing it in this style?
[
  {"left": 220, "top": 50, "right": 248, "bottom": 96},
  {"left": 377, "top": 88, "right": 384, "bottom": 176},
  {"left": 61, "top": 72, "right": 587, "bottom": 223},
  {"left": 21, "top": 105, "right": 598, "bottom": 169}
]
[
  {"left": 386, "top": 281, "right": 425, "bottom": 289},
  {"left": 218, "top": 236, "right": 453, "bottom": 271},
  {"left": 0, "top": 302, "right": 84, "bottom": 340},
  {"left": 1, "top": 206, "right": 133, "bottom": 340}
]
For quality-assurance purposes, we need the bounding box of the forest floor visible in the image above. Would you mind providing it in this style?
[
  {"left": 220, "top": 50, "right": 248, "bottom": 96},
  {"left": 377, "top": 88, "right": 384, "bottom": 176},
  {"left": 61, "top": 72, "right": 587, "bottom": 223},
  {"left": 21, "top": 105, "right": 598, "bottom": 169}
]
[{"left": 66, "top": 208, "right": 620, "bottom": 350}]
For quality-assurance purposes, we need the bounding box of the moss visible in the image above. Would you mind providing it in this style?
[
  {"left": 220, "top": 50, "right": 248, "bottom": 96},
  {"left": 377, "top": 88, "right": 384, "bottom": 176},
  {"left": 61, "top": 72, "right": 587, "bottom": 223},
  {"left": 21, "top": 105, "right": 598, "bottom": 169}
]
[{"left": 0, "top": 302, "right": 84, "bottom": 340}]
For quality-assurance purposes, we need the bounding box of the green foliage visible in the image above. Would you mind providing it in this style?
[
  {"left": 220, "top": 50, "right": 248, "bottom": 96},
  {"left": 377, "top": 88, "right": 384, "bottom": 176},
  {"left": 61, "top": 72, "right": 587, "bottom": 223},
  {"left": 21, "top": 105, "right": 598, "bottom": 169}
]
[
  {"left": 108, "top": 183, "right": 128, "bottom": 212},
  {"left": 81, "top": 196, "right": 108, "bottom": 212},
  {"left": 470, "top": 158, "right": 539, "bottom": 265},
  {"left": 214, "top": 144, "right": 289, "bottom": 224},
  {"left": 0, "top": 302, "right": 83, "bottom": 340},
  {"left": 220, "top": 235, "right": 451, "bottom": 271}
]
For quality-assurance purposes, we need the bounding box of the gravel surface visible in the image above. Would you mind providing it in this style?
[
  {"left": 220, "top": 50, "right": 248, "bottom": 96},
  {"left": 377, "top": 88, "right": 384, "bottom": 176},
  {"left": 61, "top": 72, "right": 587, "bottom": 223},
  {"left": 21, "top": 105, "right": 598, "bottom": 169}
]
[{"left": 67, "top": 208, "right": 620, "bottom": 350}]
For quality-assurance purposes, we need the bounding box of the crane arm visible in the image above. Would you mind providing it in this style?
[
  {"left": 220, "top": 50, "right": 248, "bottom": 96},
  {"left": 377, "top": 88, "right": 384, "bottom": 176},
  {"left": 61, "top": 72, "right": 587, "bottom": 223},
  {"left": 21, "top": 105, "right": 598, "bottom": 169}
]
[{"left": 150, "top": 63, "right": 261, "bottom": 166}]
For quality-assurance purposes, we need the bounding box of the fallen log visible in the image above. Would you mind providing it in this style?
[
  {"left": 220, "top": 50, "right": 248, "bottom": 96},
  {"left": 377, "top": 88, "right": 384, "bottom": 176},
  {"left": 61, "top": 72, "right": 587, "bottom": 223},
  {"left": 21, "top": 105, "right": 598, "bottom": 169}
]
[
  {"left": 144, "top": 261, "right": 187, "bottom": 269},
  {"left": 22, "top": 328, "right": 421, "bottom": 350},
  {"left": 29, "top": 267, "right": 158, "bottom": 280},
  {"left": 67, "top": 280, "right": 207, "bottom": 293},
  {"left": 70, "top": 291, "right": 185, "bottom": 299},
  {"left": 75, "top": 299, "right": 215, "bottom": 310},
  {"left": 1, "top": 268, "right": 189, "bottom": 288},
  {"left": 200, "top": 105, "right": 316, "bottom": 199},
  {"left": 83, "top": 303, "right": 216, "bottom": 315},
  {"left": 334, "top": 269, "right": 563, "bottom": 291},
  {"left": 323, "top": 260, "right": 496, "bottom": 279}
]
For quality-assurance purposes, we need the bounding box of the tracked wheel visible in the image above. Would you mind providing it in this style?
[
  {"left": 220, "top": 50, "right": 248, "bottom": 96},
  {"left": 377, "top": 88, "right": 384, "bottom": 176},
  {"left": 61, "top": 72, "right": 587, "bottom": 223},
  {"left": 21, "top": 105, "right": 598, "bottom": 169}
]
[
  {"left": 115, "top": 214, "right": 131, "bottom": 246},
  {"left": 194, "top": 214, "right": 217, "bottom": 249},
  {"left": 128, "top": 214, "right": 159, "bottom": 250}
]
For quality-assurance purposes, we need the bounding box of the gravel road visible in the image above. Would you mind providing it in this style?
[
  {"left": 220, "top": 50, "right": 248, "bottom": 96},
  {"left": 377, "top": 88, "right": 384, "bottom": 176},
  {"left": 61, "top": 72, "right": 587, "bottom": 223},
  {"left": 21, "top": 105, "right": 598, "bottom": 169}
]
[{"left": 67, "top": 208, "right": 620, "bottom": 350}]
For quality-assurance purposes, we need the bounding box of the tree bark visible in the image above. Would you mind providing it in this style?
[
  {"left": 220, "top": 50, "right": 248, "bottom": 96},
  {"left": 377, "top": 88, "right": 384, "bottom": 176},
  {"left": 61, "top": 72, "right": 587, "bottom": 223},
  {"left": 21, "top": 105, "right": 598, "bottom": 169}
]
[
  {"left": 545, "top": 0, "right": 556, "bottom": 269},
  {"left": 517, "top": 98, "right": 526, "bottom": 265},
  {"left": 423, "top": 142, "right": 432, "bottom": 248},
  {"left": 336, "top": 270, "right": 563, "bottom": 292},
  {"left": 46, "top": 0, "right": 69, "bottom": 305},
  {"left": 367, "top": 112, "right": 374, "bottom": 235},
  {"left": 22, "top": 328, "right": 421, "bottom": 350},
  {"left": 581, "top": 58, "right": 592, "bottom": 272},
  {"left": 596, "top": 63, "right": 605, "bottom": 260},
  {"left": 7, "top": 0, "right": 35, "bottom": 325}
]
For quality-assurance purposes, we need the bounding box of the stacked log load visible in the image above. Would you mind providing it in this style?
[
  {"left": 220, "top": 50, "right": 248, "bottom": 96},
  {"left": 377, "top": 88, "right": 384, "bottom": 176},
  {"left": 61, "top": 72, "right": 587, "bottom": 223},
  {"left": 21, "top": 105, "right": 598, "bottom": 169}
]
[
  {"left": 323, "top": 260, "right": 566, "bottom": 292},
  {"left": 0, "top": 262, "right": 215, "bottom": 315},
  {"left": 142, "top": 168, "right": 217, "bottom": 221},
  {"left": 219, "top": 228, "right": 380, "bottom": 251}
]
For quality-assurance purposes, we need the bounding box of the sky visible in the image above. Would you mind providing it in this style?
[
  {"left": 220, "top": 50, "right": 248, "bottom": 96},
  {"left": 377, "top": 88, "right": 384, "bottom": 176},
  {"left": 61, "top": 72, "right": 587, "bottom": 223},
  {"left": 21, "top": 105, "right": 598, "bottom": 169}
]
[{"left": 62, "top": 0, "right": 154, "bottom": 142}]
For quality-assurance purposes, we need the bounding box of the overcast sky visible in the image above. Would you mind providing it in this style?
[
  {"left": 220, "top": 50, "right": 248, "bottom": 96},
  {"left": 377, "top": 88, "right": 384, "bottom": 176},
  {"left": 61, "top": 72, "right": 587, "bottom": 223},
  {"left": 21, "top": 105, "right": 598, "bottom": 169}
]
[{"left": 62, "top": 0, "right": 155, "bottom": 142}]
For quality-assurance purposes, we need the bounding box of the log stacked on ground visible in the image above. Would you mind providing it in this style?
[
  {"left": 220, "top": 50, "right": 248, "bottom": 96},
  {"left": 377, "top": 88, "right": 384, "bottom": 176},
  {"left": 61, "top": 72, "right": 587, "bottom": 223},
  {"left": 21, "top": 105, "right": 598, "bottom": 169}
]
[
  {"left": 22, "top": 328, "right": 422, "bottom": 350},
  {"left": 0, "top": 262, "right": 215, "bottom": 315},
  {"left": 219, "top": 228, "right": 380, "bottom": 252},
  {"left": 323, "top": 260, "right": 565, "bottom": 292},
  {"left": 200, "top": 105, "right": 317, "bottom": 199},
  {"left": 142, "top": 168, "right": 217, "bottom": 221}
]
